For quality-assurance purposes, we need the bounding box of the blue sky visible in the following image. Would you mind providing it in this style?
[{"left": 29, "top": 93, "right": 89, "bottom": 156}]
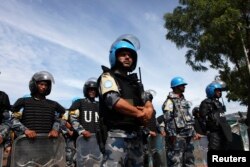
[{"left": 0, "top": 0, "right": 247, "bottom": 116}]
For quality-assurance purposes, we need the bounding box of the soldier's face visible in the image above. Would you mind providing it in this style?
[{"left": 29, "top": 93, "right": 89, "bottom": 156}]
[
  {"left": 87, "top": 88, "right": 96, "bottom": 98},
  {"left": 37, "top": 81, "right": 48, "bottom": 95},
  {"left": 214, "top": 89, "right": 222, "bottom": 98},
  {"left": 116, "top": 51, "right": 133, "bottom": 68},
  {"left": 176, "top": 84, "right": 185, "bottom": 93}
]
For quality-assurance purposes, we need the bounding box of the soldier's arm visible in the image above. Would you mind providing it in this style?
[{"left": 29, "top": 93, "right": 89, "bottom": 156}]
[
  {"left": 52, "top": 102, "right": 66, "bottom": 132},
  {"left": 69, "top": 100, "right": 85, "bottom": 135},
  {"left": 142, "top": 100, "right": 154, "bottom": 120},
  {"left": 113, "top": 97, "right": 145, "bottom": 118},
  {"left": 99, "top": 72, "right": 145, "bottom": 118},
  {"left": 0, "top": 121, "right": 11, "bottom": 141},
  {"left": 162, "top": 99, "right": 176, "bottom": 136},
  {"left": 11, "top": 98, "right": 28, "bottom": 135},
  {"left": 198, "top": 101, "right": 208, "bottom": 133},
  {"left": 162, "top": 99, "right": 173, "bottom": 122}
]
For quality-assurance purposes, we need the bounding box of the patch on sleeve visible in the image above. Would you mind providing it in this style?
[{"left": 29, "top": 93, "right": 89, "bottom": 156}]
[
  {"left": 69, "top": 109, "right": 79, "bottom": 117},
  {"left": 163, "top": 99, "right": 173, "bottom": 112},
  {"left": 13, "top": 111, "right": 22, "bottom": 119},
  {"left": 100, "top": 73, "right": 119, "bottom": 95},
  {"left": 104, "top": 80, "right": 113, "bottom": 88}
]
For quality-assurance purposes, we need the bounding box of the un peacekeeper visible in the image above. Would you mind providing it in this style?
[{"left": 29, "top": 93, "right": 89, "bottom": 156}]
[
  {"left": 0, "top": 90, "right": 11, "bottom": 145},
  {"left": 199, "top": 82, "right": 232, "bottom": 150},
  {"left": 162, "top": 77, "right": 200, "bottom": 167},
  {"left": 12, "top": 71, "right": 65, "bottom": 139},
  {"left": 69, "top": 78, "right": 99, "bottom": 139},
  {"left": 57, "top": 111, "right": 75, "bottom": 167},
  {"left": 192, "top": 106, "right": 206, "bottom": 135},
  {"left": 98, "top": 34, "right": 154, "bottom": 167},
  {"left": 143, "top": 90, "right": 166, "bottom": 167}
]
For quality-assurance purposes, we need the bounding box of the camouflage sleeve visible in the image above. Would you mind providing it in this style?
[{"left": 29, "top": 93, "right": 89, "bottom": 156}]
[
  {"left": 11, "top": 115, "right": 27, "bottom": 135},
  {"left": 58, "top": 119, "right": 68, "bottom": 135},
  {"left": 52, "top": 115, "right": 61, "bottom": 132},
  {"left": 0, "top": 121, "right": 11, "bottom": 140},
  {"left": 69, "top": 109, "right": 85, "bottom": 135},
  {"left": 68, "top": 100, "right": 85, "bottom": 135},
  {"left": 162, "top": 99, "right": 173, "bottom": 122},
  {"left": 162, "top": 98, "right": 176, "bottom": 136}
]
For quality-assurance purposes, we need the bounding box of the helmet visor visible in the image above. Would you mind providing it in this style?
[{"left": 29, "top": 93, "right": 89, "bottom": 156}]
[{"left": 111, "top": 34, "right": 140, "bottom": 51}]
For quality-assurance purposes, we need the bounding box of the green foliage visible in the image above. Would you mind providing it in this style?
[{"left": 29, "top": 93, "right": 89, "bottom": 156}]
[{"left": 164, "top": 0, "right": 250, "bottom": 105}]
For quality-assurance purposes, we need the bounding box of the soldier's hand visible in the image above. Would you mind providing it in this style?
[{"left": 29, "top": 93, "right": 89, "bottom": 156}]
[
  {"left": 138, "top": 105, "right": 153, "bottom": 121},
  {"left": 48, "top": 129, "right": 59, "bottom": 138},
  {"left": 68, "top": 130, "right": 74, "bottom": 136},
  {"left": 65, "top": 121, "right": 72, "bottom": 129},
  {"left": 161, "top": 131, "right": 166, "bottom": 137},
  {"left": 25, "top": 129, "right": 37, "bottom": 139},
  {"left": 82, "top": 130, "right": 91, "bottom": 139},
  {"left": 136, "top": 106, "right": 145, "bottom": 118},
  {"left": 136, "top": 108, "right": 149, "bottom": 126},
  {"left": 149, "top": 131, "right": 157, "bottom": 137},
  {"left": 193, "top": 133, "right": 202, "bottom": 140}
]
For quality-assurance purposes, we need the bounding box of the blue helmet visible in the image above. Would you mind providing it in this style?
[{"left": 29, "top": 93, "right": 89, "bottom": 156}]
[
  {"left": 109, "top": 34, "right": 140, "bottom": 72},
  {"left": 71, "top": 96, "right": 81, "bottom": 103},
  {"left": 170, "top": 77, "right": 187, "bottom": 88},
  {"left": 206, "top": 82, "right": 222, "bottom": 98}
]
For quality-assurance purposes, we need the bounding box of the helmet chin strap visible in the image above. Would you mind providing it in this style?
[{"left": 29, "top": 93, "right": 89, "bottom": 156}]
[{"left": 221, "top": 96, "right": 226, "bottom": 111}]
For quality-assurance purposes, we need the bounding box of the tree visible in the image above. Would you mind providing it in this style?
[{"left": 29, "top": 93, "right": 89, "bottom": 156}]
[{"left": 163, "top": 0, "right": 250, "bottom": 117}]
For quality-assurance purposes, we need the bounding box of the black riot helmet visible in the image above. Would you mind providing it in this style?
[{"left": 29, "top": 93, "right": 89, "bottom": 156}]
[
  {"left": 144, "top": 89, "right": 156, "bottom": 102},
  {"left": 192, "top": 106, "right": 200, "bottom": 117},
  {"left": 83, "top": 77, "right": 98, "bottom": 98},
  {"left": 29, "top": 71, "right": 55, "bottom": 96}
]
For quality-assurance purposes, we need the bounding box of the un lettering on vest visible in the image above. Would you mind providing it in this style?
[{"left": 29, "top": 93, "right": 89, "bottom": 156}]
[{"left": 83, "top": 110, "right": 99, "bottom": 123}]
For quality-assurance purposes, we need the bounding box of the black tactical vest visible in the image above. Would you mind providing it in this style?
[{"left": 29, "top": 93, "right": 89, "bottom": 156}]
[
  {"left": 21, "top": 97, "right": 57, "bottom": 133},
  {"left": 99, "top": 68, "right": 144, "bottom": 132},
  {"left": 204, "top": 98, "right": 225, "bottom": 131},
  {"left": 79, "top": 99, "right": 99, "bottom": 133}
]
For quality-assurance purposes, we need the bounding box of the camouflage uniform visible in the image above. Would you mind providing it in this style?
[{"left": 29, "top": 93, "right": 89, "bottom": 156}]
[
  {"left": 143, "top": 110, "right": 166, "bottom": 167},
  {"left": 103, "top": 130, "right": 144, "bottom": 167},
  {"left": 58, "top": 111, "right": 76, "bottom": 167},
  {"left": 162, "top": 92, "right": 196, "bottom": 167},
  {"left": 98, "top": 34, "right": 153, "bottom": 167},
  {"left": 98, "top": 70, "right": 146, "bottom": 167}
]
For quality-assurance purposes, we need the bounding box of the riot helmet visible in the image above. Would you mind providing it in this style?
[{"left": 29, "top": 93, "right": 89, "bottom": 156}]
[
  {"left": 192, "top": 106, "right": 200, "bottom": 117},
  {"left": 170, "top": 76, "right": 187, "bottom": 88},
  {"left": 213, "top": 76, "right": 227, "bottom": 90},
  {"left": 71, "top": 96, "right": 81, "bottom": 103},
  {"left": 109, "top": 34, "right": 140, "bottom": 72},
  {"left": 83, "top": 77, "right": 98, "bottom": 98},
  {"left": 144, "top": 89, "right": 156, "bottom": 102},
  {"left": 29, "top": 71, "right": 55, "bottom": 96},
  {"left": 205, "top": 82, "right": 222, "bottom": 98}
]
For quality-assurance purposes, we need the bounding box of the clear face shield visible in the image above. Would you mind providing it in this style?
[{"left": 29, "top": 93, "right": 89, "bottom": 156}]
[
  {"left": 111, "top": 34, "right": 140, "bottom": 51},
  {"left": 86, "top": 77, "right": 97, "bottom": 84},
  {"left": 213, "top": 76, "right": 226, "bottom": 90},
  {"left": 145, "top": 89, "right": 157, "bottom": 97},
  {"left": 33, "top": 71, "right": 55, "bottom": 84}
]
